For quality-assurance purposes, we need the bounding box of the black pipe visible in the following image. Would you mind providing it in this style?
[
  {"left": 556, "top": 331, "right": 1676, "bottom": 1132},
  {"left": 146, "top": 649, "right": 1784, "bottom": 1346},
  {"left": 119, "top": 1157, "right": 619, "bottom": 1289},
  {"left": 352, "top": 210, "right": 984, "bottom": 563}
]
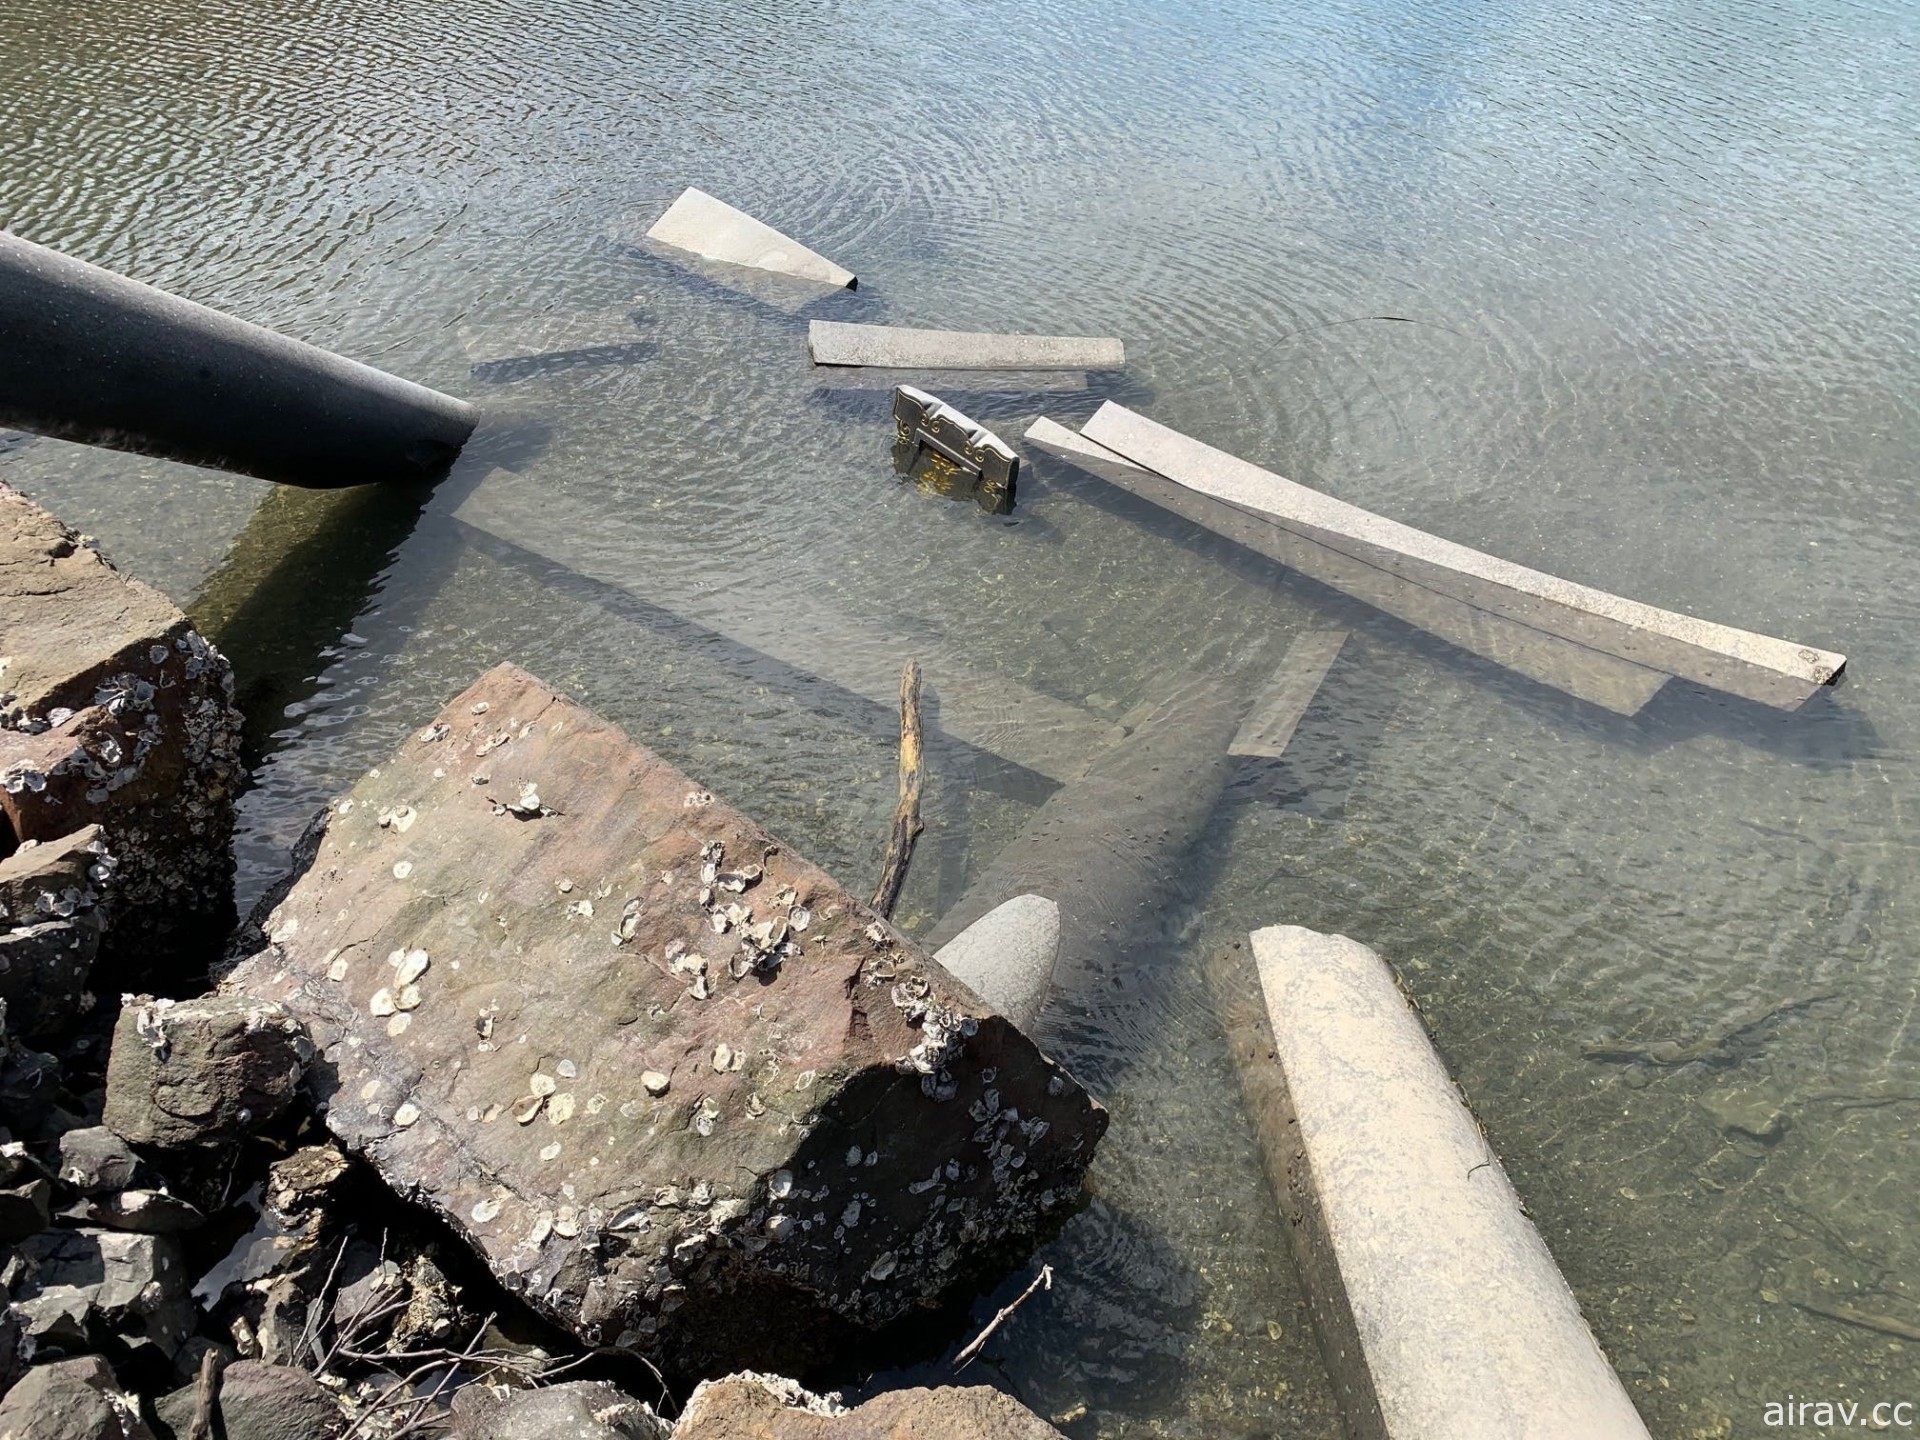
[{"left": 0, "top": 229, "right": 476, "bottom": 488}]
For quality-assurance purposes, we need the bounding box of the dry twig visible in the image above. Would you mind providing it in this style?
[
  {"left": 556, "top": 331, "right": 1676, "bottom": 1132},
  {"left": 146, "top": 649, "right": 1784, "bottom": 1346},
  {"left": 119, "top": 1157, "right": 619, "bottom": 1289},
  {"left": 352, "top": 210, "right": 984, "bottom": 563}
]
[
  {"left": 871, "top": 658, "right": 925, "bottom": 918},
  {"left": 954, "top": 1264, "right": 1052, "bottom": 1370}
]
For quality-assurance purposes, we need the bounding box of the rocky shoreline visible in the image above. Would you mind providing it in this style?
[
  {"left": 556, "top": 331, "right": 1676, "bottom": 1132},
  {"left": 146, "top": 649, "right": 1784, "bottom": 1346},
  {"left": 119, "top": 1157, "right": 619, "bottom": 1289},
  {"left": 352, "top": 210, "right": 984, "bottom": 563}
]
[{"left": 0, "top": 483, "right": 1095, "bottom": 1438}]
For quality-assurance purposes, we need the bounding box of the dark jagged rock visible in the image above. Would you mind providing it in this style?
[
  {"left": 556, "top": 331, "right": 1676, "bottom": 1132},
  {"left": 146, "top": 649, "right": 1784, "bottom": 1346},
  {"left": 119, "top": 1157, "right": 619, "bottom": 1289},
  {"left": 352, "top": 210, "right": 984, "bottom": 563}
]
[
  {"left": 102, "top": 994, "right": 310, "bottom": 1148},
  {"left": 0, "top": 1354, "right": 156, "bottom": 1439},
  {"left": 0, "top": 826, "right": 112, "bottom": 1041},
  {"left": 226, "top": 664, "right": 1107, "bottom": 1381},
  {"left": 0, "top": 485, "right": 243, "bottom": 977},
  {"left": 672, "top": 1374, "right": 1067, "bottom": 1439},
  {"left": 8, "top": 1228, "right": 194, "bottom": 1361},
  {"left": 447, "top": 1380, "right": 669, "bottom": 1440},
  {"left": 0, "top": 1176, "right": 49, "bottom": 1242},
  {"left": 57, "top": 1126, "right": 144, "bottom": 1195},
  {"left": 153, "top": 1360, "right": 343, "bottom": 1440}
]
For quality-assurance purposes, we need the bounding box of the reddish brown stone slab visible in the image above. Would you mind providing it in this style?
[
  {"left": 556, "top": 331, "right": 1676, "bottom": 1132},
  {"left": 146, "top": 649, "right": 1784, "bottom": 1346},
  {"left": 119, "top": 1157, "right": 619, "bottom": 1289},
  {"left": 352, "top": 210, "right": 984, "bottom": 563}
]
[
  {"left": 674, "top": 1374, "right": 1067, "bottom": 1439},
  {"left": 227, "top": 663, "right": 1105, "bottom": 1380}
]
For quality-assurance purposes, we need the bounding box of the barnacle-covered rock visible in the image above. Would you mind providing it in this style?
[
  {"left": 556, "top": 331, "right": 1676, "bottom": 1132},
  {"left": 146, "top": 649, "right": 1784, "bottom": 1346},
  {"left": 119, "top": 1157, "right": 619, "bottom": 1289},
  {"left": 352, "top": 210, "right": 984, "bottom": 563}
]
[
  {"left": 0, "top": 484, "right": 242, "bottom": 975},
  {"left": 0, "top": 825, "right": 112, "bottom": 1041},
  {"left": 674, "top": 1373, "right": 1067, "bottom": 1439},
  {"left": 226, "top": 664, "right": 1106, "bottom": 1381},
  {"left": 102, "top": 993, "right": 311, "bottom": 1148}
]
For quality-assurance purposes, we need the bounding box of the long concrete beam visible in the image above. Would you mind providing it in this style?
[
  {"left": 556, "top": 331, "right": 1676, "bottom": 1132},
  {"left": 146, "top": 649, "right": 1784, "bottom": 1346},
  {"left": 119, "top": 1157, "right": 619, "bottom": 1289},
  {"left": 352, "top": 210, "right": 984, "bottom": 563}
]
[
  {"left": 1078, "top": 404, "right": 1844, "bottom": 710},
  {"left": 0, "top": 230, "right": 476, "bottom": 489},
  {"left": 1213, "top": 926, "right": 1651, "bottom": 1440},
  {"left": 810, "top": 322, "right": 1124, "bottom": 372},
  {"left": 1025, "top": 417, "right": 1668, "bottom": 716}
]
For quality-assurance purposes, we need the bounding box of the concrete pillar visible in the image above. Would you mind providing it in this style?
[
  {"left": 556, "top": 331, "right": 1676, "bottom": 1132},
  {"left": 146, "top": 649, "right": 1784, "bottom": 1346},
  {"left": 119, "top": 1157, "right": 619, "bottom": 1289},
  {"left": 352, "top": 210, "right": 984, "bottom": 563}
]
[
  {"left": 1213, "top": 926, "right": 1651, "bottom": 1440},
  {"left": 0, "top": 230, "right": 475, "bottom": 489}
]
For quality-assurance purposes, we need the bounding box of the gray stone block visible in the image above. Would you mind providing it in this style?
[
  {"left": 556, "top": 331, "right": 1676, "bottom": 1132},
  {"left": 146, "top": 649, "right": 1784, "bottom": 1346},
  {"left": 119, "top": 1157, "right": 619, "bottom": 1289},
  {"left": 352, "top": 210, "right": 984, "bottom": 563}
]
[{"left": 642, "top": 188, "right": 854, "bottom": 290}]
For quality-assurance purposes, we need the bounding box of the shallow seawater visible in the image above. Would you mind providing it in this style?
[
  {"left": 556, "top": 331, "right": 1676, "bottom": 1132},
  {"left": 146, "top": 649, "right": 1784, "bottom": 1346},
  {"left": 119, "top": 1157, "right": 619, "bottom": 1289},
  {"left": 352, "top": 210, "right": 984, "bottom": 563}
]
[{"left": 4, "top": 0, "right": 1917, "bottom": 1432}]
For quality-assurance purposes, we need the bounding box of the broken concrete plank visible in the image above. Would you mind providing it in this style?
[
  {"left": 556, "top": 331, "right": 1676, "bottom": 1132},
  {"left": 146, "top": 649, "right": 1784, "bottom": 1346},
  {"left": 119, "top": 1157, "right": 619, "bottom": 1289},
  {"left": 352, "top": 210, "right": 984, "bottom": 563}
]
[
  {"left": 1025, "top": 418, "right": 1670, "bottom": 716},
  {"left": 227, "top": 663, "right": 1106, "bottom": 1381},
  {"left": 1232, "top": 630, "right": 1347, "bottom": 759},
  {"left": 643, "top": 188, "right": 854, "bottom": 290},
  {"left": 458, "top": 304, "right": 648, "bottom": 368},
  {"left": 815, "top": 367, "right": 1089, "bottom": 395},
  {"left": 809, "top": 322, "right": 1124, "bottom": 372},
  {"left": 1079, "top": 404, "right": 1844, "bottom": 710},
  {"left": 934, "top": 895, "right": 1060, "bottom": 1032},
  {"left": 1221, "top": 926, "right": 1650, "bottom": 1440},
  {"left": 451, "top": 485, "right": 1120, "bottom": 786}
]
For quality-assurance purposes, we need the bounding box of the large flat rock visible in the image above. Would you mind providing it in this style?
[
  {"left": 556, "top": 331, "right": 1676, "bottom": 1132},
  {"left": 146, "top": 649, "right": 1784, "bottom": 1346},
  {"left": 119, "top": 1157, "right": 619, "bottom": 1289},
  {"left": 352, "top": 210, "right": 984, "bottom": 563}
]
[
  {"left": 810, "top": 322, "right": 1123, "bottom": 372},
  {"left": 0, "top": 484, "right": 242, "bottom": 969},
  {"left": 674, "top": 1374, "right": 1065, "bottom": 1438},
  {"left": 227, "top": 664, "right": 1105, "bottom": 1380},
  {"left": 1076, "top": 404, "right": 1844, "bottom": 710},
  {"left": 1215, "top": 926, "right": 1648, "bottom": 1440}
]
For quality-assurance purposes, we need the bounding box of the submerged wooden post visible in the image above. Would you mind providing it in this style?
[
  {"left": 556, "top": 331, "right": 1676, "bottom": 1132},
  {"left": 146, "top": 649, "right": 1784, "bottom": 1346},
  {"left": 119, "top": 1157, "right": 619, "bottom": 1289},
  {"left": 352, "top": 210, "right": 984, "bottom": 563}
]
[{"left": 0, "top": 230, "right": 476, "bottom": 488}]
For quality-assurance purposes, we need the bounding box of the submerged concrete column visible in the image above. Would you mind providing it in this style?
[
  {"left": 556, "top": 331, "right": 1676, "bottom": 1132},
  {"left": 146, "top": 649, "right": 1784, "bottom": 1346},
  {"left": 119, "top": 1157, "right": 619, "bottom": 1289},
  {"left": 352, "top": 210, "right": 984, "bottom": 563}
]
[
  {"left": 1217, "top": 925, "right": 1650, "bottom": 1440},
  {"left": 0, "top": 230, "right": 475, "bottom": 488}
]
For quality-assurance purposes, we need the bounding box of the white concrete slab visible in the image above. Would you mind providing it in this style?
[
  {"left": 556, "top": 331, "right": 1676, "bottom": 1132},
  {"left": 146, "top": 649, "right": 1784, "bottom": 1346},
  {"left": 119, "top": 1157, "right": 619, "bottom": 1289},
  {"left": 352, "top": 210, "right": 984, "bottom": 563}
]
[
  {"left": 1079, "top": 404, "right": 1845, "bottom": 710},
  {"left": 642, "top": 188, "right": 854, "bottom": 290},
  {"left": 1232, "top": 629, "right": 1347, "bottom": 758},
  {"left": 1024, "top": 417, "right": 1671, "bottom": 716},
  {"left": 458, "top": 304, "right": 647, "bottom": 367},
  {"left": 934, "top": 894, "right": 1060, "bottom": 1030},
  {"left": 809, "top": 322, "right": 1124, "bottom": 372},
  {"left": 1242, "top": 925, "right": 1652, "bottom": 1440}
]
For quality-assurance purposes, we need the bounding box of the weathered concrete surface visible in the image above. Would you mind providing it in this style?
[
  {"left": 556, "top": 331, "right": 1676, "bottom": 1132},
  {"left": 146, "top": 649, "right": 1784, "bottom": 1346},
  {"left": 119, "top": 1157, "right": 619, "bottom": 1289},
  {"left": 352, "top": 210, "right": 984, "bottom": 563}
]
[
  {"left": 459, "top": 304, "right": 648, "bottom": 369},
  {"left": 0, "top": 1355, "right": 157, "bottom": 1439},
  {"left": 1232, "top": 629, "right": 1347, "bottom": 759},
  {"left": 0, "top": 826, "right": 110, "bottom": 1040},
  {"left": 1077, "top": 404, "right": 1844, "bottom": 710},
  {"left": 0, "top": 486, "right": 243, "bottom": 970},
  {"left": 644, "top": 189, "right": 854, "bottom": 290},
  {"left": 674, "top": 1374, "right": 1066, "bottom": 1439},
  {"left": 0, "top": 229, "right": 475, "bottom": 490},
  {"left": 102, "top": 994, "right": 311, "bottom": 1148},
  {"left": 227, "top": 664, "right": 1105, "bottom": 1380},
  {"left": 810, "top": 323, "right": 1122, "bottom": 372},
  {"left": 1025, "top": 417, "right": 1670, "bottom": 716},
  {"left": 1217, "top": 926, "right": 1650, "bottom": 1440},
  {"left": 933, "top": 896, "right": 1060, "bottom": 1032}
]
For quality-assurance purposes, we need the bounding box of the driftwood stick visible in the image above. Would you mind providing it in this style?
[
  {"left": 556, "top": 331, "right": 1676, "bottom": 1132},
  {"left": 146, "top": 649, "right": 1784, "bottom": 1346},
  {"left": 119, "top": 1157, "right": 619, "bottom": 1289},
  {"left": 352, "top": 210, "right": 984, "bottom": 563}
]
[
  {"left": 871, "top": 658, "right": 925, "bottom": 918},
  {"left": 954, "top": 1263, "right": 1052, "bottom": 1370},
  {"left": 187, "top": 1347, "right": 225, "bottom": 1440}
]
